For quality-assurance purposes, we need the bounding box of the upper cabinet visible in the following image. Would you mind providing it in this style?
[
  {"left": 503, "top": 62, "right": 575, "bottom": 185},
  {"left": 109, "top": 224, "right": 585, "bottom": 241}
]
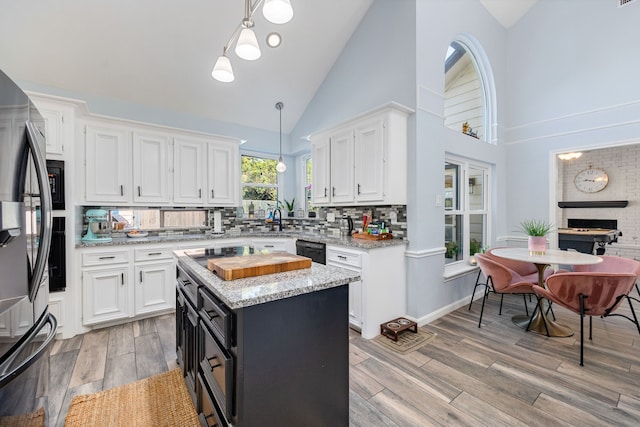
[
  {"left": 173, "top": 137, "right": 207, "bottom": 204},
  {"left": 29, "top": 95, "right": 77, "bottom": 157},
  {"left": 133, "top": 132, "right": 170, "bottom": 203},
  {"left": 83, "top": 118, "right": 240, "bottom": 207},
  {"left": 85, "top": 124, "right": 131, "bottom": 203},
  {"left": 311, "top": 104, "right": 410, "bottom": 206},
  {"left": 208, "top": 140, "right": 239, "bottom": 206}
]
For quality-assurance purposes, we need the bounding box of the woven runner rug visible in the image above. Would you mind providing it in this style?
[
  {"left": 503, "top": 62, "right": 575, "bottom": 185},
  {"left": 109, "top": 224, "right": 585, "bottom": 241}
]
[
  {"left": 374, "top": 328, "right": 437, "bottom": 354},
  {"left": 64, "top": 368, "right": 198, "bottom": 427},
  {"left": 0, "top": 408, "right": 44, "bottom": 427}
]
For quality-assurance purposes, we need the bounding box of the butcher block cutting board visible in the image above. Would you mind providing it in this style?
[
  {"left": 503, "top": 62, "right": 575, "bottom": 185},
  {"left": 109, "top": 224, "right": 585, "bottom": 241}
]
[{"left": 207, "top": 253, "right": 312, "bottom": 280}]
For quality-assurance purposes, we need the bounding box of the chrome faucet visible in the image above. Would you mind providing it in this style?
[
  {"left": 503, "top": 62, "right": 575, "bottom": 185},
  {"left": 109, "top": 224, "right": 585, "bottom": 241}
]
[{"left": 273, "top": 208, "right": 283, "bottom": 232}]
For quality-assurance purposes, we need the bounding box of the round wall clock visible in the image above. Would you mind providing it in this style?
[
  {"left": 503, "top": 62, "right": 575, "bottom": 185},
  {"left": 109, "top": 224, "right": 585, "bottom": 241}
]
[{"left": 574, "top": 167, "right": 609, "bottom": 193}]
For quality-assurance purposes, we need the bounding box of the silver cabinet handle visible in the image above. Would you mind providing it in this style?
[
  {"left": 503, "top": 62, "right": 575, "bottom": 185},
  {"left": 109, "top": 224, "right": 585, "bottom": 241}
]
[
  {"left": 338, "top": 255, "right": 347, "bottom": 260},
  {"left": 357, "top": 183, "right": 361, "bottom": 195},
  {"left": 332, "top": 187, "right": 336, "bottom": 197},
  {"left": 211, "top": 189, "right": 215, "bottom": 198},
  {"left": 121, "top": 273, "right": 125, "bottom": 285},
  {"left": 138, "top": 186, "right": 141, "bottom": 197},
  {"left": 148, "top": 252, "right": 162, "bottom": 256},
  {"left": 120, "top": 185, "right": 124, "bottom": 196},
  {"left": 265, "top": 245, "right": 274, "bottom": 248},
  {"left": 324, "top": 188, "right": 327, "bottom": 197},
  {"left": 139, "top": 271, "right": 143, "bottom": 283},
  {"left": 99, "top": 256, "right": 115, "bottom": 260},
  {"left": 199, "top": 189, "right": 202, "bottom": 198}
]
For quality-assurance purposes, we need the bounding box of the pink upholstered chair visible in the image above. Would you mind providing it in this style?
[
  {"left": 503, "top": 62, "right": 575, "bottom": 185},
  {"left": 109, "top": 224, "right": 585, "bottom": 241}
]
[
  {"left": 570, "top": 255, "right": 640, "bottom": 335},
  {"left": 531, "top": 272, "right": 638, "bottom": 366},
  {"left": 473, "top": 254, "right": 537, "bottom": 328},
  {"left": 469, "top": 247, "right": 554, "bottom": 311}
]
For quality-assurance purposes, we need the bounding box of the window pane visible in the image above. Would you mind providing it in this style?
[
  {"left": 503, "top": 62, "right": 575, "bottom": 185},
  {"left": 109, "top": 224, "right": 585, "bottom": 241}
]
[
  {"left": 444, "top": 163, "right": 460, "bottom": 210},
  {"left": 445, "top": 214, "right": 463, "bottom": 263},
  {"left": 163, "top": 210, "right": 207, "bottom": 228},
  {"left": 242, "top": 156, "right": 277, "bottom": 184},
  {"left": 444, "top": 41, "right": 485, "bottom": 141},
  {"left": 468, "top": 168, "right": 484, "bottom": 210},
  {"left": 469, "top": 214, "right": 486, "bottom": 255}
]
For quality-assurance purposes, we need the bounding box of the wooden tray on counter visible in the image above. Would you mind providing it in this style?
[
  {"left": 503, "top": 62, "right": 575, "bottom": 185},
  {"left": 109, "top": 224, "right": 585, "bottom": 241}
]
[
  {"left": 352, "top": 232, "right": 393, "bottom": 241},
  {"left": 207, "top": 253, "right": 312, "bottom": 280}
]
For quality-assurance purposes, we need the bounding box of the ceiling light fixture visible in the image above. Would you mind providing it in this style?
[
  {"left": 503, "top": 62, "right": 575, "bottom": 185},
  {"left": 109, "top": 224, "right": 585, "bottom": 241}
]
[
  {"left": 558, "top": 152, "right": 583, "bottom": 160},
  {"left": 275, "top": 102, "right": 287, "bottom": 173},
  {"left": 211, "top": 0, "right": 294, "bottom": 83}
]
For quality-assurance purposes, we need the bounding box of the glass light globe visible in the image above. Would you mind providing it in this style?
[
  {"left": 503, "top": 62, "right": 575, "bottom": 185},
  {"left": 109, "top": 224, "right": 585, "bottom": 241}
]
[
  {"left": 263, "top": 0, "right": 293, "bottom": 24},
  {"left": 235, "top": 28, "right": 261, "bottom": 61},
  {"left": 276, "top": 157, "right": 287, "bottom": 173},
  {"left": 211, "top": 55, "right": 234, "bottom": 82}
]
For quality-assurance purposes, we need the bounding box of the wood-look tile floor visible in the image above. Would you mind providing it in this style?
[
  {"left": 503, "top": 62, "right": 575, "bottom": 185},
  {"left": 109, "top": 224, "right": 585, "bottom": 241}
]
[{"left": 49, "top": 295, "right": 640, "bottom": 426}]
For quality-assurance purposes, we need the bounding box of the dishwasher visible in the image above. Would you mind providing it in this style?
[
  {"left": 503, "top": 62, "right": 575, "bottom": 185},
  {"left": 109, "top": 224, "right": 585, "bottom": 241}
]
[{"left": 295, "top": 239, "right": 326, "bottom": 264}]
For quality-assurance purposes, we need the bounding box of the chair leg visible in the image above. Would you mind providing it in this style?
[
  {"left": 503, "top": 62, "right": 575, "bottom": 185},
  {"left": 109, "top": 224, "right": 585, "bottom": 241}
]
[
  {"left": 626, "top": 296, "right": 640, "bottom": 335},
  {"left": 589, "top": 315, "right": 593, "bottom": 340},
  {"left": 468, "top": 270, "right": 483, "bottom": 310},
  {"left": 522, "top": 294, "right": 529, "bottom": 316},
  {"left": 478, "top": 282, "right": 490, "bottom": 328},
  {"left": 579, "top": 294, "right": 585, "bottom": 366},
  {"left": 546, "top": 302, "right": 556, "bottom": 321},
  {"left": 499, "top": 294, "right": 505, "bottom": 315},
  {"left": 636, "top": 283, "right": 640, "bottom": 299}
]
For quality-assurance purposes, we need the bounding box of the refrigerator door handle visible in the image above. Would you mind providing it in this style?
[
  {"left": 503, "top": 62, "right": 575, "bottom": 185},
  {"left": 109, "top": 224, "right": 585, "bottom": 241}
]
[
  {"left": 25, "top": 121, "right": 53, "bottom": 302},
  {"left": 0, "top": 312, "right": 57, "bottom": 388}
]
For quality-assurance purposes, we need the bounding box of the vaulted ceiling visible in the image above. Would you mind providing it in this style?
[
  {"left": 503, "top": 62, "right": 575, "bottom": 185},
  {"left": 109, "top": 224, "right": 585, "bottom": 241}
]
[{"left": 0, "top": 1, "right": 535, "bottom": 134}]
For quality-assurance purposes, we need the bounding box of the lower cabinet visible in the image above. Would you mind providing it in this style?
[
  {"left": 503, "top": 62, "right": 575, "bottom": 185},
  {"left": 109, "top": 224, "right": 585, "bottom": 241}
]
[
  {"left": 80, "top": 246, "right": 175, "bottom": 326},
  {"left": 327, "top": 244, "right": 406, "bottom": 339}
]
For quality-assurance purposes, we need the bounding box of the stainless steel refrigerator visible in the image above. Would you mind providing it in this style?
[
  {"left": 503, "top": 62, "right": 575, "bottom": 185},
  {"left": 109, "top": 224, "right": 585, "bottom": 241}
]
[{"left": 0, "top": 69, "right": 57, "bottom": 422}]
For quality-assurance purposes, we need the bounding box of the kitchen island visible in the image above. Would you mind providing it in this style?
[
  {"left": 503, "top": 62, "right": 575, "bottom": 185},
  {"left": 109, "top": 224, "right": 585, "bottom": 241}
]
[{"left": 174, "top": 248, "right": 360, "bottom": 427}]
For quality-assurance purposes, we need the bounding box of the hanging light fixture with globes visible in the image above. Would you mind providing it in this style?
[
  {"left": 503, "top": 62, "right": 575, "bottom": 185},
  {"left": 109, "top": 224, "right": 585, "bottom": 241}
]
[
  {"left": 275, "top": 101, "right": 287, "bottom": 173},
  {"left": 212, "top": 0, "right": 294, "bottom": 83}
]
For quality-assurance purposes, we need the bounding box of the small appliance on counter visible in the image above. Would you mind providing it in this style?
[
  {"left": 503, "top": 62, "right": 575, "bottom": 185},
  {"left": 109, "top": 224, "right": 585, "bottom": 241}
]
[{"left": 82, "top": 209, "right": 112, "bottom": 242}]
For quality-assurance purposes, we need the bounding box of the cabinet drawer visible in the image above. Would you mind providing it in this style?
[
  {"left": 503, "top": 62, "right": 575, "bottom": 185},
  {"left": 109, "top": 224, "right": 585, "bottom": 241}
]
[
  {"left": 326, "top": 248, "right": 362, "bottom": 268},
  {"left": 82, "top": 250, "right": 129, "bottom": 266},
  {"left": 134, "top": 247, "right": 174, "bottom": 261}
]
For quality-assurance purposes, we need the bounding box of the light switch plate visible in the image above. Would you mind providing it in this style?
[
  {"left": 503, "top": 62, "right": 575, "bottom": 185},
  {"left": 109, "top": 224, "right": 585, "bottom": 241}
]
[{"left": 389, "top": 211, "right": 398, "bottom": 224}]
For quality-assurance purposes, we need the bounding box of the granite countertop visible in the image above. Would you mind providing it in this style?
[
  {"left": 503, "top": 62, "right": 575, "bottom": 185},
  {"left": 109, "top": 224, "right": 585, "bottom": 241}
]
[
  {"left": 174, "top": 249, "right": 361, "bottom": 309},
  {"left": 77, "top": 231, "right": 407, "bottom": 250}
]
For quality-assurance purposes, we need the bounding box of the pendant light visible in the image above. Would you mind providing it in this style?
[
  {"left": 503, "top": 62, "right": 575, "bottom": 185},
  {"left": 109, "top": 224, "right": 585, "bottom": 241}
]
[
  {"left": 275, "top": 102, "right": 286, "bottom": 173},
  {"left": 211, "top": 0, "right": 294, "bottom": 83},
  {"left": 263, "top": 0, "right": 294, "bottom": 24}
]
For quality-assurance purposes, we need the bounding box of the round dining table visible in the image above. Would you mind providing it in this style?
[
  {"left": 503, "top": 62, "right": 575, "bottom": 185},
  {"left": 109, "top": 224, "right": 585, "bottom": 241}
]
[{"left": 490, "top": 248, "right": 603, "bottom": 337}]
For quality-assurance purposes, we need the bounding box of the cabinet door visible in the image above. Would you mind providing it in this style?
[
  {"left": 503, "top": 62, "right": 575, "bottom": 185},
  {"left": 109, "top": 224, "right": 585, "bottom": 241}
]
[
  {"left": 349, "top": 280, "right": 363, "bottom": 329},
  {"left": 85, "top": 125, "right": 130, "bottom": 203},
  {"left": 134, "top": 262, "right": 175, "bottom": 316},
  {"left": 354, "top": 118, "right": 385, "bottom": 203},
  {"left": 39, "top": 107, "right": 65, "bottom": 155},
  {"left": 208, "top": 141, "right": 239, "bottom": 205},
  {"left": 311, "top": 136, "right": 331, "bottom": 204},
  {"left": 329, "top": 129, "right": 354, "bottom": 204},
  {"left": 173, "top": 137, "right": 206, "bottom": 204},
  {"left": 132, "top": 132, "right": 170, "bottom": 203},
  {"left": 82, "top": 267, "right": 130, "bottom": 325}
]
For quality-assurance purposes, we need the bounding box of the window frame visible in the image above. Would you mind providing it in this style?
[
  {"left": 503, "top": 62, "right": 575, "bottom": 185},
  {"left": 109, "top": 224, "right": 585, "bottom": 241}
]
[
  {"left": 444, "top": 156, "right": 491, "bottom": 270},
  {"left": 240, "top": 152, "right": 282, "bottom": 213}
]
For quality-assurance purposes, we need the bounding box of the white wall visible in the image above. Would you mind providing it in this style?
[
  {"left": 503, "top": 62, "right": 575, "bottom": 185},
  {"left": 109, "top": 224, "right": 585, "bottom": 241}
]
[{"left": 503, "top": 0, "right": 640, "bottom": 241}]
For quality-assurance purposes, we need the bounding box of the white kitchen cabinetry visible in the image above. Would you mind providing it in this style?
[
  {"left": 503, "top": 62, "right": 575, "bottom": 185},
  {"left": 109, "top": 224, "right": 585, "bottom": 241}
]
[
  {"left": 85, "top": 124, "right": 131, "bottom": 203},
  {"left": 311, "top": 136, "right": 331, "bottom": 204},
  {"left": 132, "top": 132, "right": 170, "bottom": 203},
  {"left": 327, "top": 244, "right": 406, "bottom": 339},
  {"left": 80, "top": 246, "right": 175, "bottom": 327},
  {"left": 311, "top": 104, "right": 410, "bottom": 206},
  {"left": 327, "top": 247, "right": 363, "bottom": 330},
  {"left": 81, "top": 249, "right": 131, "bottom": 325},
  {"left": 133, "top": 248, "right": 175, "bottom": 315},
  {"left": 252, "top": 238, "right": 295, "bottom": 253},
  {"left": 30, "top": 97, "right": 76, "bottom": 156},
  {"left": 207, "top": 140, "right": 239, "bottom": 206},
  {"left": 173, "top": 137, "right": 207, "bottom": 204}
]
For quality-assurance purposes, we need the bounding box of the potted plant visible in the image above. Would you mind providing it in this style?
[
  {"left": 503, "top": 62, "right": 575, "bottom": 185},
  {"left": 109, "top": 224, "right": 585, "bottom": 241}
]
[
  {"left": 281, "top": 198, "right": 296, "bottom": 217},
  {"left": 519, "top": 219, "right": 554, "bottom": 255}
]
